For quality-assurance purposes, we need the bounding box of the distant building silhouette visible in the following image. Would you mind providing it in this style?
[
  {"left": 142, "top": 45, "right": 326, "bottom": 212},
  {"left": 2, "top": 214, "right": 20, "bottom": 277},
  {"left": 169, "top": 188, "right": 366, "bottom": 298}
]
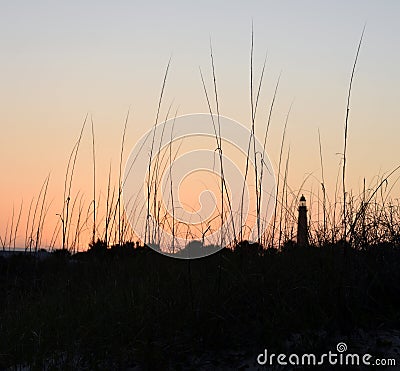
[{"left": 297, "top": 195, "right": 309, "bottom": 247}]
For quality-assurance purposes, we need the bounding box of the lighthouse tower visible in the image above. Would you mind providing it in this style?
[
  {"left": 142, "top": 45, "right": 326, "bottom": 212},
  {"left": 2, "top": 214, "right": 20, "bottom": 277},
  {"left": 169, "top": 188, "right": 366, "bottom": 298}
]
[{"left": 297, "top": 194, "right": 309, "bottom": 247}]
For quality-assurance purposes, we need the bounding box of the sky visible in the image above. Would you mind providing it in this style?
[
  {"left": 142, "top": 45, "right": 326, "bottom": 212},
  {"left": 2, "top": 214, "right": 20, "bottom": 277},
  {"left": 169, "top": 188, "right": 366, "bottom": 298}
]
[{"left": 1, "top": 1, "right": 399, "bottom": 248}]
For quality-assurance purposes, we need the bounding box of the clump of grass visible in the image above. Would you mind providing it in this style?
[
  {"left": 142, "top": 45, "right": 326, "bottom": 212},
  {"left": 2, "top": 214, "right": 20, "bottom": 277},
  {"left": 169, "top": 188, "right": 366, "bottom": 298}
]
[
  {"left": 342, "top": 26, "right": 365, "bottom": 242},
  {"left": 144, "top": 58, "right": 171, "bottom": 246},
  {"left": 3, "top": 25, "right": 399, "bottom": 257},
  {"left": 61, "top": 115, "right": 88, "bottom": 250}
]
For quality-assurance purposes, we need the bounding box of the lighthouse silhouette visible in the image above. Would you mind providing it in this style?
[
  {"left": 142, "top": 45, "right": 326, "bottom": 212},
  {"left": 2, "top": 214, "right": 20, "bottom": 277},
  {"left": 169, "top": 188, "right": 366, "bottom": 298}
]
[{"left": 297, "top": 194, "right": 309, "bottom": 247}]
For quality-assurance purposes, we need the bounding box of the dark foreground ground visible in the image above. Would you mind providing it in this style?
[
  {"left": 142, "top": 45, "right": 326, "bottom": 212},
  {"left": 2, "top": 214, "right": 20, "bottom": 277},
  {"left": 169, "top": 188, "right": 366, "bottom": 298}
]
[{"left": 1, "top": 243, "right": 399, "bottom": 370}]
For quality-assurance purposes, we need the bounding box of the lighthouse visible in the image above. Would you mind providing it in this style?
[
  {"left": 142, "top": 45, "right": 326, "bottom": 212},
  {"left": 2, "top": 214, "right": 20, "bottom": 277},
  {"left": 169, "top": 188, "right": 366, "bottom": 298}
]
[{"left": 297, "top": 194, "right": 309, "bottom": 247}]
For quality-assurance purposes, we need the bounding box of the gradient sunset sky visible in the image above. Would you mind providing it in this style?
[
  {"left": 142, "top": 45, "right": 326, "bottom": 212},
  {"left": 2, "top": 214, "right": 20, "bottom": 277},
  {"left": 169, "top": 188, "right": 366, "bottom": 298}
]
[{"left": 1, "top": 1, "right": 399, "bottom": 248}]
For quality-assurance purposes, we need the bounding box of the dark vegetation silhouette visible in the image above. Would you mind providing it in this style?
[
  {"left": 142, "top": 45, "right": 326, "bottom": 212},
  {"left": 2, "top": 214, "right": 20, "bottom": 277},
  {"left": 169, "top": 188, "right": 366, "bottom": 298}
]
[{"left": 1, "top": 242, "right": 400, "bottom": 369}]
